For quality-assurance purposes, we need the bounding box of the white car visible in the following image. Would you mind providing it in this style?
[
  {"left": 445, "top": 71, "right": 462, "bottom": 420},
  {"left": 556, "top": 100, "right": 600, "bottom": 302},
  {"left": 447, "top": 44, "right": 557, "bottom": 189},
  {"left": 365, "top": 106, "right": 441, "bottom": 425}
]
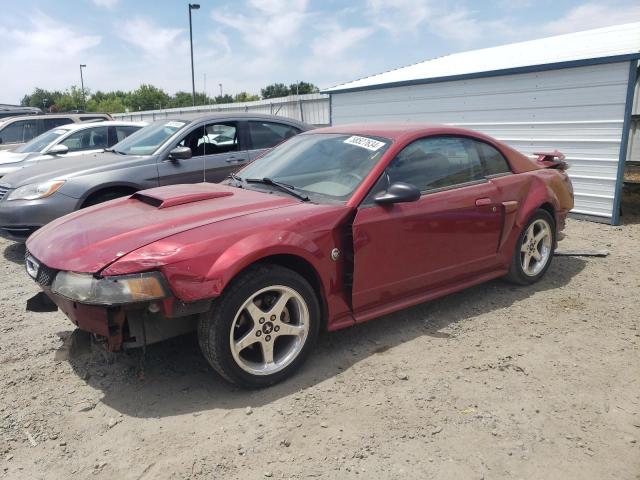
[{"left": 0, "top": 121, "right": 147, "bottom": 178}]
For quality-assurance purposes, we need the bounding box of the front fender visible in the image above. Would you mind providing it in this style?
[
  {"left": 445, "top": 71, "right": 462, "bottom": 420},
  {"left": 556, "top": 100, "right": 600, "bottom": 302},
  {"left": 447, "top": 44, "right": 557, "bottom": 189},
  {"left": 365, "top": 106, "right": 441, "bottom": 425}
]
[{"left": 205, "top": 230, "right": 327, "bottom": 297}]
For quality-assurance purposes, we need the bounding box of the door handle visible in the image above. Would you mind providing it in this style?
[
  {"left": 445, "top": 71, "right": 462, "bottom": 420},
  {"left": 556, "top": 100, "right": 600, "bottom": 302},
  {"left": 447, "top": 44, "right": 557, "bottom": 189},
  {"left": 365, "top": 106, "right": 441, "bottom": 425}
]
[
  {"left": 225, "top": 157, "right": 245, "bottom": 163},
  {"left": 475, "top": 197, "right": 492, "bottom": 206}
]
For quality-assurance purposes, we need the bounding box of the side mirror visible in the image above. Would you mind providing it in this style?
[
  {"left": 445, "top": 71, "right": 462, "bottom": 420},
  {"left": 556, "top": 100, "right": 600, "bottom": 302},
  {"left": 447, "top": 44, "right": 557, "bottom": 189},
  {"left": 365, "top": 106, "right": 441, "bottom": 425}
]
[
  {"left": 47, "top": 144, "right": 69, "bottom": 155},
  {"left": 168, "top": 146, "right": 192, "bottom": 161},
  {"left": 374, "top": 182, "right": 421, "bottom": 205}
]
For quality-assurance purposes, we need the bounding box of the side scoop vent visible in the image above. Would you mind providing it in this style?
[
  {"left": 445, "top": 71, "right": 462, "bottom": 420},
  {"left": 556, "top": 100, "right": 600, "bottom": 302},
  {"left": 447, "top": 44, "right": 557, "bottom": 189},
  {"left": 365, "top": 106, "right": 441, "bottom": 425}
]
[{"left": 131, "top": 190, "right": 233, "bottom": 209}]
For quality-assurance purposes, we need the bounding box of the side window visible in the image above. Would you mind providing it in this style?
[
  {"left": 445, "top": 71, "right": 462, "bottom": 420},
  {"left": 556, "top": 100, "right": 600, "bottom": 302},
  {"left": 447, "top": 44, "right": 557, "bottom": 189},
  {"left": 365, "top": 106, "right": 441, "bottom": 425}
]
[
  {"left": 113, "top": 126, "right": 140, "bottom": 144},
  {"left": 60, "top": 126, "right": 109, "bottom": 152},
  {"left": 44, "top": 118, "right": 74, "bottom": 130},
  {"left": 177, "top": 122, "right": 239, "bottom": 157},
  {"left": 248, "top": 121, "right": 299, "bottom": 150},
  {"left": 0, "top": 120, "right": 38, "bottom": 144},
  {"left": 475, "top": 141, "right": 511, "bottom": 176},
  {"left": 386, "top": 136, "right": 484, "bottom": 192}
]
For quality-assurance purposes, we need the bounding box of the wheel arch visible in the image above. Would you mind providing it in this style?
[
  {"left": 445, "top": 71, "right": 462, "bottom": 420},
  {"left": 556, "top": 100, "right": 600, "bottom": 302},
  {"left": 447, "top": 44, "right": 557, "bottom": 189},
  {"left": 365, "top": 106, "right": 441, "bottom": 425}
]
[
  {"left": 203, "top": 231, "right": 332, "bottom": 329},
  {"left": 234, "top": 253, "right": 329, "bottom": 331},
  {"left": 80, "top": 183, "right": 140, "bottom": 208}
]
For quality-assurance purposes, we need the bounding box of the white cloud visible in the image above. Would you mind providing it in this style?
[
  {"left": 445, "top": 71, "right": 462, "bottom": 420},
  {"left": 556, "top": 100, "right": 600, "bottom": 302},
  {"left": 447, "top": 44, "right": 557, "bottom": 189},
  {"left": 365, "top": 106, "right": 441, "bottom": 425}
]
[
  {"left": 542, "top": 2, "right": 640, "bottom": 35},
  {"left": 212, "top": 0, "right": 308, "bottom": 53},
  {"left": 93, "top": 0, "right": 119, "bottom": 9},
  {"left": 367, "top": 0, "right": 431, "bottom": 34},
  {"left": 0, "top": 12, "right": 101, "bottom": 103},
  {"left": 116, "top": 18, "right": 185, "bottom": 59}
]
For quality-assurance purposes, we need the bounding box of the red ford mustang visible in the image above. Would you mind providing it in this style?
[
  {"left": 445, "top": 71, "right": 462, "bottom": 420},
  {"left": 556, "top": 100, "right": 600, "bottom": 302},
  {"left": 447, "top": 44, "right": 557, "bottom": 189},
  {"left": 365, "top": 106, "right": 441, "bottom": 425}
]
[{"left": 25, "top": 124, "right": 573, "bottom": 388}]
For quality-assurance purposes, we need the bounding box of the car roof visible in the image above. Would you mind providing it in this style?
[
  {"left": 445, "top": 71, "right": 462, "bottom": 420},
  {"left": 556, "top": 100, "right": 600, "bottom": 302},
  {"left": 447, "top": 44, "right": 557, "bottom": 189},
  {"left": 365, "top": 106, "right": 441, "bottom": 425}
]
[
  {"left": 54, "top": 121, "right": 147, "bottom": 132},
  {"left": 162, "top": 112, "right": 312, "bottom": 129},
  {"left": 304, "top": 123, "right": 494, "bottom": 142},
  {"left": 0, "top": 113, "right": 111, "bottom": 127}
]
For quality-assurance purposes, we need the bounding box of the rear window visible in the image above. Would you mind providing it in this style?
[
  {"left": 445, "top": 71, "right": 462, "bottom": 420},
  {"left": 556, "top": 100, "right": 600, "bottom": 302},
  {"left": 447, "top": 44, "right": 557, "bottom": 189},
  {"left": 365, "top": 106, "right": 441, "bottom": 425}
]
[
  {"left": 44, "top": 118, "right": 74, "bottom": 130},
  {"left": 248, "top": 121, "right": 300, "bottom": 150},
  {"left": 476, "top": 142, "right": 511, "bottom": 176},
  {"left": 0, "top": 119, "right": 39, "bottom": 144}
]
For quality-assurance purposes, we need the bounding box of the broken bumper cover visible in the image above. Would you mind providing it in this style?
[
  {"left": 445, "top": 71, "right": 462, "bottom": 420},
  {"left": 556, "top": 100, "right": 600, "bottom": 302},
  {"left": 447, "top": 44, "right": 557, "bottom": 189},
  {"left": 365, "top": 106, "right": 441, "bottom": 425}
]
[
  {"left": 31, "top": 287, "right": 210, "bottom": 351},
  {"left": 25, "top": 253, "right": 212, "bottom": 351}
]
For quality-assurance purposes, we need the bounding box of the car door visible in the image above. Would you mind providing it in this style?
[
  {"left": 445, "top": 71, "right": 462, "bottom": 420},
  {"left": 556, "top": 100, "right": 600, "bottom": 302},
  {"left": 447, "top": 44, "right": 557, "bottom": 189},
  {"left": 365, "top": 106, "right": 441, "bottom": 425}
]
[
  {"left": 351, "top": 135, "right": 503, "bottom": 315},
  {"left": 247, "top": 120, "right": 301, "bottom": 160},
  {"left": 56, "top": 126, "right": 110, "bottom": 158},
  {"left": 157, "top": 120, "right": 249, "bottom": 185}
]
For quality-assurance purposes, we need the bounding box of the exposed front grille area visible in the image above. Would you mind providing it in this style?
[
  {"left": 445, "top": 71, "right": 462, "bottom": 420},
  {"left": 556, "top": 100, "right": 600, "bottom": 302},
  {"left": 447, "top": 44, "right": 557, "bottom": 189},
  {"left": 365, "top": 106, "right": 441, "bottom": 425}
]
[
  {"left": 0, "top": 185, "right": 9, "bottom": 201},
  {"left": 25, "top": 249, "right": 59, "bottom": 287}
]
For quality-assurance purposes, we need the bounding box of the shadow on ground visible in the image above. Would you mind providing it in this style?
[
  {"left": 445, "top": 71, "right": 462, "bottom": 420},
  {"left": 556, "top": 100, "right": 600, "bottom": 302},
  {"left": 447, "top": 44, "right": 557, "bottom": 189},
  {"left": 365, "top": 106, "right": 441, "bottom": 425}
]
[
  {"left": 55, "top": 255, "right": 586, "bottom": 418},
  {"left": 3, "top": 241, "right": 25, "bottom": 265}
]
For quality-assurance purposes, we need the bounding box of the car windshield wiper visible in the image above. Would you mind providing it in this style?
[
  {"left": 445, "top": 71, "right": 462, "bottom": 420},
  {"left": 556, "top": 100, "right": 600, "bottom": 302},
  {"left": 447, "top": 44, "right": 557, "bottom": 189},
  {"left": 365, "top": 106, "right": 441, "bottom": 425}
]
[
  {"left": 228, "top": 172, "right": 244, "bottom": 187},
  {"left": 104, "top": 148, "right": 126, "bottom": 155},
  {"left": 245, "top": 177, "right": 309, "bottom": 201}
]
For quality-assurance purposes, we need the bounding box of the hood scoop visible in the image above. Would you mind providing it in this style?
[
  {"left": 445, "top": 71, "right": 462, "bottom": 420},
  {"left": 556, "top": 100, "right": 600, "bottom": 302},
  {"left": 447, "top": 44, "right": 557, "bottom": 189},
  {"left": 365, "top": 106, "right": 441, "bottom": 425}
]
[{"left": 131, "top": 185, "right": 234, "bottom": 209}]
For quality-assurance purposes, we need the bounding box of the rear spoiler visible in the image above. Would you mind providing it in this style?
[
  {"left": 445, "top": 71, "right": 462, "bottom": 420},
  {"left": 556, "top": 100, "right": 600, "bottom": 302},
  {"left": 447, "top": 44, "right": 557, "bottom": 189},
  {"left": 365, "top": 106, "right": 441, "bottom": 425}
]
[{"left": 534, "top": 150, "right": 569, "bottom": 170}]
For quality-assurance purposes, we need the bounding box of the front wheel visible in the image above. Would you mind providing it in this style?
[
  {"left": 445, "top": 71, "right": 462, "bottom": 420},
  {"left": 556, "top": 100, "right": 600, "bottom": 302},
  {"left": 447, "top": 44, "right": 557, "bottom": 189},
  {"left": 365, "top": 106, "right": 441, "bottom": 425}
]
[
  {"left": 198, "top": 264, "right": 320, "bottom": 388},
  {"left": 506, "top": 209, "right": 555, "bottom": 285}
]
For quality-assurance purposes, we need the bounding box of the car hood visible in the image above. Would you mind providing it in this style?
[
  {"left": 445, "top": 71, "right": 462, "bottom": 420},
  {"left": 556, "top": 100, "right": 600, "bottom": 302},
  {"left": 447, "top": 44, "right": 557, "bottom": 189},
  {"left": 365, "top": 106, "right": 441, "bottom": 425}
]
[
  {"left": 0, "top": 151, "right": 146, "bottom": 187},
  {"left": 26, "top": 183, "right": 299, "bottom": 273},
  {"left": 0, "top": 150, "right": 31, "bottom": 165}
]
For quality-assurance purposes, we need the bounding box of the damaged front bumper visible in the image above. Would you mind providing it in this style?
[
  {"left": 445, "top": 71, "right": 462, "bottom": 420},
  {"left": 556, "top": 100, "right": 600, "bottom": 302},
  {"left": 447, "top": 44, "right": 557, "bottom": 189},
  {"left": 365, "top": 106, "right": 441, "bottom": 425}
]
[
  {"left": 27, "top": 287, "right": 210, "bottom": 351},
  {"left": 25, "top": 253, "right": 213, "bottom": 351}
]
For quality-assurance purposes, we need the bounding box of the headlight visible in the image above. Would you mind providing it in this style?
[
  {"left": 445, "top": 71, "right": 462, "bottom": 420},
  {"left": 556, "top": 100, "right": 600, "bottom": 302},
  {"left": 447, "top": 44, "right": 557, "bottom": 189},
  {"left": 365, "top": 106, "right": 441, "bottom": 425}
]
[
  {"left": 7, "top": 180, "right": 65, "bottom": 201},
  {"left": 51, "top": 271, "right": 168, "bottom": 305}
]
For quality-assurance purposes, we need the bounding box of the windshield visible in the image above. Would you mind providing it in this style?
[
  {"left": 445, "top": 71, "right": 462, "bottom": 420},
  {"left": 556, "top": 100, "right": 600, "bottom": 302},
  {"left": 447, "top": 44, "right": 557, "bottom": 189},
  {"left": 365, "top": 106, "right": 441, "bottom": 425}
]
[
  {"left": 111, "top": 120, "right": 187, "bottom": 155},
  {"left": 238, "top": 133, "right": 391, "bottom": 202},
  {"left": 15, "top": 129, "right": 68, "bottom": 153}
]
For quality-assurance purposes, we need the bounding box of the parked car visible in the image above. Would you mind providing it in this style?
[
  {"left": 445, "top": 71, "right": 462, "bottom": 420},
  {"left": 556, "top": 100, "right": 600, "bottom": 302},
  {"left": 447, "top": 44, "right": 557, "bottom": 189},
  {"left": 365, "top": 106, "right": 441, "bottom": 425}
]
[
  {"left": 24, "top": 124, "right": 574, "bottom": 388},
  {"left": 0, "top": 113, "right": 310, "bottom": 240},
  {"left": 0, "top": 121, "right": 146, "bottom": 178},
  {"left": 0, "top": 104, "right": 43, "bottom": 119},
  {"left": 0, "top": 113, "right": 113, "bottom": 151}
]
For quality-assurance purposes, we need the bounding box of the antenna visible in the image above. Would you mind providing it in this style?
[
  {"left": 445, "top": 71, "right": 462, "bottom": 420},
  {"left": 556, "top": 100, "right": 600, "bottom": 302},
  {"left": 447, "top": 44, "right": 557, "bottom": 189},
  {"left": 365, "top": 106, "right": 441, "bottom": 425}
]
[{"left": 202, "top": 125, "right": 206, "bottom": 182}]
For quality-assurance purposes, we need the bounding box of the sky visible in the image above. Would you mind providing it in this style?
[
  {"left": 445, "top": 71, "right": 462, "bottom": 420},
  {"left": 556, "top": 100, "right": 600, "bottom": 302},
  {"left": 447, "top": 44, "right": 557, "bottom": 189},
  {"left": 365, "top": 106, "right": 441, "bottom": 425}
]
[{"left": 1, "top": 0, "right": 640, "bottom": 104}]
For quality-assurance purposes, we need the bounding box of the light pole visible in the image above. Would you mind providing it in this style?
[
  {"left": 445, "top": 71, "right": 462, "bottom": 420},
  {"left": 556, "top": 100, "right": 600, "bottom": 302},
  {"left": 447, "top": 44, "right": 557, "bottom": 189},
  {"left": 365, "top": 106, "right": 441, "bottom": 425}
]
[
  {"left": 219, "top": 83, "right": 222, "bottom": 97},
  {"left": 79, "top": 64, "right": 87, "bottom": 111},
  {"left": 188, "top": 3, "right": 200, "bottom": 106}
]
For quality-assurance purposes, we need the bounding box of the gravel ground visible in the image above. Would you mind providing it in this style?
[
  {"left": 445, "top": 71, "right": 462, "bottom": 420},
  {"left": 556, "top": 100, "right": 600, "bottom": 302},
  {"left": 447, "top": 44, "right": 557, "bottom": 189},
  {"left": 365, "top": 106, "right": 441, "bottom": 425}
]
[{"left": 1, "top": 194, "right": 639, "bottom": 480}]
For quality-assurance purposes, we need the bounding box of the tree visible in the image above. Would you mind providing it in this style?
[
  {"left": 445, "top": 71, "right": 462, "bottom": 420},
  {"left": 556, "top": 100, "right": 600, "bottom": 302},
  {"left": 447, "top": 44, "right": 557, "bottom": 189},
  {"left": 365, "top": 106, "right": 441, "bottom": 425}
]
[
  {"left": 55, "top": 86, "right": 89, "bottom": 111},
  {"left": 127, "top": 84, "right": 171, "bottom": 111},
  {"left": 289, "top": 81, "right": 319, "bottom": 95},
  {"left": 214, "top": 94, "right": 234, "bottom": 104},
  {"left": 261, "top": 83, "right": 290, "bottom": 99},
  {"left": 21, "top": 88, "right": 63, "bottom": 110},
  {"left": 234, "top": 92, "right": 260, "bottom": 102}
]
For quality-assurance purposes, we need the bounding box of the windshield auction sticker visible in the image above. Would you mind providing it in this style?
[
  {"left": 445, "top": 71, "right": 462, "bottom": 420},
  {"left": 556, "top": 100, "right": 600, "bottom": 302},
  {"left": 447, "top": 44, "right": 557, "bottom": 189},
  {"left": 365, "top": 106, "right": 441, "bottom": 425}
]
[
  {"left": 165, "top": 121, "right": 186, "bottom": 129},
  {"left": 344, "top": 135, "right": 386, "bottom": 151}
]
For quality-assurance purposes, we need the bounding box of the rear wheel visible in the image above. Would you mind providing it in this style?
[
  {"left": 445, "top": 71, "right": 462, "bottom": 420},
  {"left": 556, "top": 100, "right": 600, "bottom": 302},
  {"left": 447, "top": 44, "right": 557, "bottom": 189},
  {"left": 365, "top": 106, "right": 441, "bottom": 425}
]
[
  {"left": 198, "top": 264, "right": 320, "bottom": 388},
  {"left": 506, "top": 209, "right": 555, "bottom": 285}
]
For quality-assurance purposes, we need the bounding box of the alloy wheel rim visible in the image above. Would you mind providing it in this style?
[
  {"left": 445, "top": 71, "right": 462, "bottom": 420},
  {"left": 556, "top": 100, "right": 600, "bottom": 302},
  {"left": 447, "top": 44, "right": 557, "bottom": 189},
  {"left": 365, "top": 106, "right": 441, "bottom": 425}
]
[
  {"left": 520, "top": 219, "right": 552, "bottom": 276},
  {"left": 229, "top": 285, "right": 309, "bottom": 376}
]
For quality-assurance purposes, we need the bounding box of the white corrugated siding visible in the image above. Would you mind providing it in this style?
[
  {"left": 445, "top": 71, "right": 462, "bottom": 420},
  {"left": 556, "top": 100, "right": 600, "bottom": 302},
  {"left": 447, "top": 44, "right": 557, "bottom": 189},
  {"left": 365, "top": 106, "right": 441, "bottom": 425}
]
[
  {"left": 629, "top": 119, "right": 640, "bottom": 163},
  {"left": 331, "top": 62, "right": 630, "bottom": 220},
  {"left": 112, "top": 93, "right": 330, "bottom": 126}
]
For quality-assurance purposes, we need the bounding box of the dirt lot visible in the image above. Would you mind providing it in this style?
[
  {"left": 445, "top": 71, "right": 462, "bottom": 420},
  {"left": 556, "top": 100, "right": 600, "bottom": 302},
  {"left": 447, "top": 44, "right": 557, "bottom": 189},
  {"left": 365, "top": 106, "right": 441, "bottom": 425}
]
[{"left": 1, "top": 195, "right": 639, "bottom": 480}]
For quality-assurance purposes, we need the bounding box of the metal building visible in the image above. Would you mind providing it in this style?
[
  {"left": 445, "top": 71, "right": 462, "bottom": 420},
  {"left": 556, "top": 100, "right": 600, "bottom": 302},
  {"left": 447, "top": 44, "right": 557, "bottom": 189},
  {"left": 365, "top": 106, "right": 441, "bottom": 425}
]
[{"left": 324, "top": 23, "right": 640, "bottom": 224}]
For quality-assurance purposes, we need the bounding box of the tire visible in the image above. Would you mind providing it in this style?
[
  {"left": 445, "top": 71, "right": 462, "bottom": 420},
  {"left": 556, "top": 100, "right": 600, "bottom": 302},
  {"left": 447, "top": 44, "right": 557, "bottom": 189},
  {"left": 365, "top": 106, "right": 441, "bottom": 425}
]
[
  {"left": 505, "top": 209, "right": 556, "bottom": 285},
  {"left": 83, "top": 190, "right": 134, "bottom": 208},
  {"left": 198, "top": 264, "right": 321, "bottom": 388}
]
